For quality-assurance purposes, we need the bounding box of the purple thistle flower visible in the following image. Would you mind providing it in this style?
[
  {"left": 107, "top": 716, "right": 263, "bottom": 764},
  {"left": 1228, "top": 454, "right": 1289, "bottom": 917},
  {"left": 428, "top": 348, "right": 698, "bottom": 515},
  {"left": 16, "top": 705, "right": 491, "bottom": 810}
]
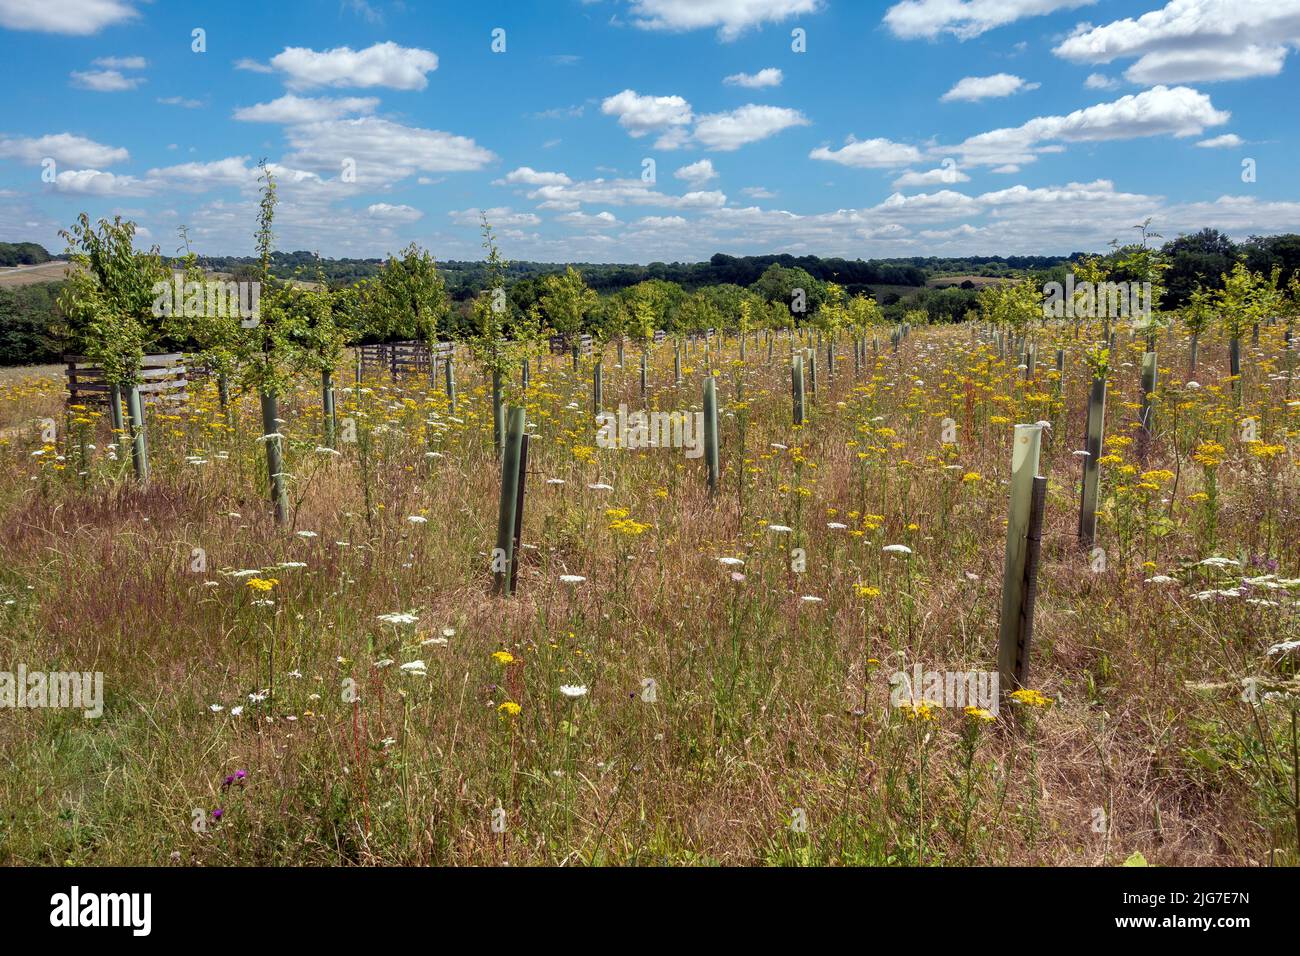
[{"left": 212, "top": 808, "right": 223, "bottom": 821}]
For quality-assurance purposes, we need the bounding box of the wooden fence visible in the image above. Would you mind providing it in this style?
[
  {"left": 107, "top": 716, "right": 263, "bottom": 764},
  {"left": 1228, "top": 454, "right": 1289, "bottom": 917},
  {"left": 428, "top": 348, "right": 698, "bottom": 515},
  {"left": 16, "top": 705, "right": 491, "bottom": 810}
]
[
  {"left": 64, "top": 353, "right": 189, "bottom": 406},
  {"left": 357, "top": 341, "right": 455, "bottom": 379}
]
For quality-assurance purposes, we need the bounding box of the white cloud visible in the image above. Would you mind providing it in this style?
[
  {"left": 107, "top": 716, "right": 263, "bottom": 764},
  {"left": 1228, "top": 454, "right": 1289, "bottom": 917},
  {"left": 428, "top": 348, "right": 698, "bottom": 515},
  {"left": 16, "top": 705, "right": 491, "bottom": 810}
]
[
  {"left": 93, "top": 55, "right": 145, "bottom": 69},
  {"left": 234, "top": 58, "right": 274, "bottom": 74},
  {"left": 556, "top": 210, "right": 621, "bottom": 228},
  {"left": 601, "top": 90, "right": 694, "bottom": 140},
  {"left": 0, "top": 0, "right": 137, "bottom": 34},
  {"left": 742, "top": 185, "right": 776, "bottom": 198},
  {"left": 233, "top": 94, "right": 379, "bottom": 123},
  {"left": 947, "top": 85, "right": 1230, "bottom": 167},
  {"left": 367, "top": 203, "right": 423, "bottom": 222},
  {"left": 449, "top": 207, "right": 541, "bottom": 227},
  {"left": 524, "top": 177, "right": 726, "bottom": 211},
  {"left": 267, "top": 42, "right": 439, "bottom": 90},
  {"left": 1084, "top": 73, "right": 1121, "bottom": 90},
  {"left": 70, "top": 69, "right": 143, "bottom": 92},
  {"left": 883, "top": 0, "right": 1094, "bottom": 40},
  {"left": 158, "top": 96, "right": 203, "bottom": 108},
  {"left": 810, "top": 137, "right": 924, "bottom": 168},
  {"left": 499, "top": 166, "right": 573, "bottom": 186},
  {"left": 282, "top": 117, "right": 496, "bottom": 183},
  {"left": 1195, "top": 133, "right": 1243, "bottom": 148},
  {"left": 629, "top": 0, "right": 822, "bottom": 41},
  {"left": 674, "top": 159, "right": 718, "bottom": 186},
  {"left": 1054, "top": 0, "right": 1300, "bottom": 84},
  {"left": 940, "top": 73, "right": 1039, "bottom": 102},
  {"left": 724, "top": 67, "right": 783, "bottom": 88},
  {"left": 0, "top": 132, "right": 129, "bottom": 167},
  {"left": 693, "top": 104, "right": 809, "bottom": 150},
  {"left": 893, "top": 166, "right": 972, "bottom": 188},
  {"left": 52, "top": 169, "right": 148, "bottom": 195}
]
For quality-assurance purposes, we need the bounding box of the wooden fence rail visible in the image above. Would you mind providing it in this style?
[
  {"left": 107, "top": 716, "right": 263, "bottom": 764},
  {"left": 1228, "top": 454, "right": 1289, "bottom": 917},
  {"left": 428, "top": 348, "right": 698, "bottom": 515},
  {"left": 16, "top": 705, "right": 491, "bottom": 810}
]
[{"left": 64, "top": 353, "right": 189, "bottom": 406}]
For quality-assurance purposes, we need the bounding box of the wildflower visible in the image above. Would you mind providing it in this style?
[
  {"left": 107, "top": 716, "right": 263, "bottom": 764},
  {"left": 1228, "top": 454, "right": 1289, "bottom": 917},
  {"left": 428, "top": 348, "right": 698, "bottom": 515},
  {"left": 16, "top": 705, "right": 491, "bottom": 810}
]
[
  {"left": 883, "top": 544, "right": 912, "bottom": 556},
  {"left": 964, "top": 706, "right": 996, "bottom": 722},
  {"left": 961, "top": 472, "right": 981, "bottom": 483},
  {"left": 559, "top": 574, "right": 586, "bottom": 584},
  {"left": 767, "top": 524, "right": 793, "bottom": 533},
  {"left": 899, "top": 701, "right": 936, "bottom": 721},
  {"left": 377, "top": 612, "right": 419, "bottom": 625},
  {"left": 399, "top": 661, "right": 427, "bottom": 676},
  {"left": 717, "top": 557, "right": 744, "bottom": 566},
  {"left": 246, "top": 577, "right": 277, "bottom": 592},
  {"left": 1009, "top": 689, "right": 1051, "bottom": 708},
  {"left": 492, "top": 651, "right": 515, "bottom": 666},
  {"left": 559, "top": 684, "right": 588, "bottom": 698},
  {"left": 854, "top": 584, "right": 881, "bottom": 599},
  {"left": 498, "top": 701, "right": 522, "bottom": 718}
]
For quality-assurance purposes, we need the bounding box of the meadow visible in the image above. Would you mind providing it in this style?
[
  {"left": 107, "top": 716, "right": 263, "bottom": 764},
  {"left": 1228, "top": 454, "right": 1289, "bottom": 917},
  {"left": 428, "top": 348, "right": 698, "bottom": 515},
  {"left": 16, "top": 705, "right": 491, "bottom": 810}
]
[{"left": 0, "top": 319, "right": 1296, "bottom": 866}]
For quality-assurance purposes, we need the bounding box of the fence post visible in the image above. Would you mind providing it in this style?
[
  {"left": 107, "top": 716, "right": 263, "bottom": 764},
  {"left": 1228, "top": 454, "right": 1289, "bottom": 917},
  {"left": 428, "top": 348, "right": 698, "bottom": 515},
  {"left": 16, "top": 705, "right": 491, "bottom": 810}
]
[
  {"left": 592, "top": 359, "right": 603, "bottom": 415},
  {"left": 997, "top": 424, "right": 1044, "bottom": 699}
]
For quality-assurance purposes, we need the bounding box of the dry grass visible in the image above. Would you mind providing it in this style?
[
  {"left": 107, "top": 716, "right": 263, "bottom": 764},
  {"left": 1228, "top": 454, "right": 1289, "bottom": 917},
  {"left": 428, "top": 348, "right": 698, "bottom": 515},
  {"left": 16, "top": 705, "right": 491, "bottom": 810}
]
[{"left": 0, "top": 321, "right": 1296, "bottom": 866}]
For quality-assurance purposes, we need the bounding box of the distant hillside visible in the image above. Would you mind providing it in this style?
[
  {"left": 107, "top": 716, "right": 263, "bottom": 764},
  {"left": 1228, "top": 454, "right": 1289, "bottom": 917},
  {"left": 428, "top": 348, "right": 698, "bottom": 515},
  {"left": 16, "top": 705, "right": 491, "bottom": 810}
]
[{"left": 0, "top": 242, "right": 54, "bottom": 267}]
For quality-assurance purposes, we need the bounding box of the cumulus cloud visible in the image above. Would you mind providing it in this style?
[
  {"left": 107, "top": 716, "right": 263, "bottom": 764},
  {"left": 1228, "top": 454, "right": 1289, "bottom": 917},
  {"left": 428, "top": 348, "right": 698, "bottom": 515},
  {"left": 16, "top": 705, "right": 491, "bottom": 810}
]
[
  {"left": 810, "top": 137, "right": 924, "bottom": 168},
  {"left": 883, "top": 0, "right": 1094, "bottom": 40},
  {"left": 693, "top": 104, "right": 809, "bottom": 150},
  {"left": 0, "top": 132, "right": 129, "bottom": 167},
  {"left": 70, "top": 69, "right": 144, "bottom": 92},
  {"left": 266, "top": 42, "right": 439, "bottom": 90},
  {"left": 523, "top": 176, "right": 726, "bottom": 212},
  {"left": 629, "top": 0, "right": 822, "bottom": 41},
  {"left": 233, "top": 94, "right": 379, "bottom": 123},
  {"left": 498, "top": 166, "right": 573, "bottom": 186},
  {"left": 367, "top": 203, "right": 423, "bottom": 222},
  {"left": 0, "top": 0, "right": 137, "bottom": 34},
  {"left": 946, "top": 84, "right": 1230, "bottom": 167},
  {"left": 940, "top": 73, "right": 1039, "bottom": 102},
  {"left": 600, "top": 90, "right": 694, "bottom": 144},
  {"left": 1085, "top": 73, "right": 1121, "bottom": 90},
  {"left": 675, "top": 159, "right": 718, "bottom": 186},
  {"left": 1053, "top": 0, "right": 1300, "bottom": 83},
  {"left": 892, "top": 165, "right": 972, "bottom": 188},
  {"left": 282, "top": 117, "right": 496, "bottom": 183},
  {"left": 449, "top": 206, "right": 541, "bottom": 227},
  {"left": 724, "top": 67, "right": 783, "bottom": 88}
]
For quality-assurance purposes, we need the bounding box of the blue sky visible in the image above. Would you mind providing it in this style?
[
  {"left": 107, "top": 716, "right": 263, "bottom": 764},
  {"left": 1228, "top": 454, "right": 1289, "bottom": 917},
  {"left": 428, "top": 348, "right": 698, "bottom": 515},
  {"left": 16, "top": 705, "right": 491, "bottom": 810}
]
[{"left": 0, "top": 0, "right": 1297, "bottom": 263}]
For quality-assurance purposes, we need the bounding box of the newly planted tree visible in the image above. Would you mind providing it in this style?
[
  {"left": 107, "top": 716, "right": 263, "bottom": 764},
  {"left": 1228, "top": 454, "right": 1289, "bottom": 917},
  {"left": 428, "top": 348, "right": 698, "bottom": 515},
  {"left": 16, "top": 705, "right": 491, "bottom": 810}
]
[{"left": 59, "top": 213, "right": 167, "bottom": 481}]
